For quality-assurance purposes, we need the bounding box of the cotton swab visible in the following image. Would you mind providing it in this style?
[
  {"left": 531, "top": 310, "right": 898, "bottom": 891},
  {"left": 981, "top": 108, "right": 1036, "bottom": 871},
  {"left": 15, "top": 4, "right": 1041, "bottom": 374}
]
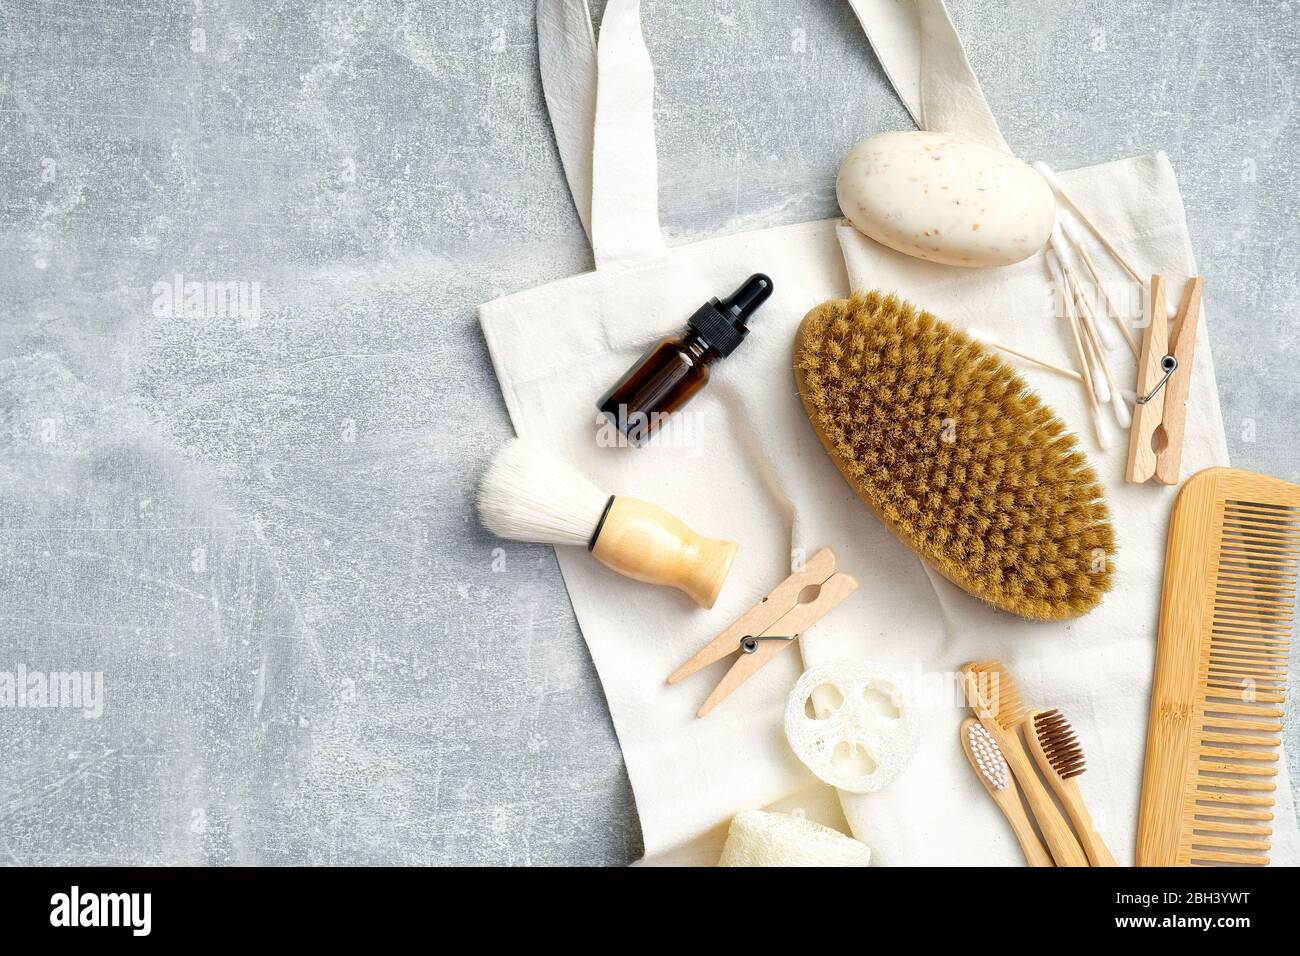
[
  {"left": 1046, "top": 222, "right": 1135, "bottom": 433},
  {"left": 1066, "top": 261, "right": 1120, "bottom": 353},
  {"left": 1049, "top": 224, "right": 1119, "bottom": 353},
  {"left": 1034, "top": 162, "right": 1143, "bottom": 285},
  {"left": 1064, "top": 265, "right": 1132, "bottom": 429},
  {"left": 1074, "top": 296, "right": 1132, "bottom": 429},
  {"left": 966, "top": 327, "right": 1084, "bottom": 383},
  {"left": 1047, "top": 250, "right": 1110, "bottom": 451},
  {"left": 1058, "top": 210, "right": 1141, "bottom": 356}
]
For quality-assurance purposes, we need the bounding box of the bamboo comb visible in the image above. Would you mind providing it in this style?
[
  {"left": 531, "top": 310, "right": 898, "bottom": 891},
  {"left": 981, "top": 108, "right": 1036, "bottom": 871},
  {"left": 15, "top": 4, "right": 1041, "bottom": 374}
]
[
  {"left": 961, "top": 718, "right": 1053, "bottom": 866},
  {"left": 1027, "top": 708, "right": 1117, "bottom": 866},
  {"left": 1137, "top": 467, "right": 1300, "bottom": 866},
  {"left": 961, "top": 661, "right": 1089, "bottom": 866}
]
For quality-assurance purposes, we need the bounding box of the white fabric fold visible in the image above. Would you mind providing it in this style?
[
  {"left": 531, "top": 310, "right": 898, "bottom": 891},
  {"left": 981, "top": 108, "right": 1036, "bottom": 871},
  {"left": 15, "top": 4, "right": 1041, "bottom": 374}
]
[{"left": 537, "top": 0, "right": 598, "bottom": 240}]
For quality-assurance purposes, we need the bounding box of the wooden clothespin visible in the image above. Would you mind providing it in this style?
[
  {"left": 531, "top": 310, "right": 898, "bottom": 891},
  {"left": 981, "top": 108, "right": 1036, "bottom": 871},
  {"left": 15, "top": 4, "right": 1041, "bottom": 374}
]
[
  {"left": 666, "top": 547, "right": 857, "bottom": 718},
  {"left": 1126, "top": 275, "right": 1203, "bottom": 485}
]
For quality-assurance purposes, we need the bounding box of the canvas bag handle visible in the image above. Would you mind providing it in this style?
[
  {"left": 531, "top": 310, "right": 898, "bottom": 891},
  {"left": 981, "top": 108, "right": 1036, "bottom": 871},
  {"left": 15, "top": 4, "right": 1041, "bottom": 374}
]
[
  {"left": 537, "top": 0, "right": 664, "bottom": 269},
  {"left": 536, "top": 0, "right": 1008, "bottom": 270}
]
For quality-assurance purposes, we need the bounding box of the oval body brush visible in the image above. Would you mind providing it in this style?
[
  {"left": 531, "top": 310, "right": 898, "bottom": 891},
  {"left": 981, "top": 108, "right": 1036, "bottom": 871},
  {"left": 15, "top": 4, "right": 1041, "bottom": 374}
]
[
  {"left": 794, "top": 292, "right": 1114, "bottom": 621},
  {"left": 477, "top": 438, "right": 738, "bottom": 608}
]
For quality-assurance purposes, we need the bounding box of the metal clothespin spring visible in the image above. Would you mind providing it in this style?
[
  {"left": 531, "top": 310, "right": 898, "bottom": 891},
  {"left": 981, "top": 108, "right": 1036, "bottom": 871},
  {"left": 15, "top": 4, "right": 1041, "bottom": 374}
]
[
  {"left": 739, "top": 634, "right": 798, "bottom": 654},
  {"left": 1135, "top": 354, "right": 1178, "bottom": 405}
]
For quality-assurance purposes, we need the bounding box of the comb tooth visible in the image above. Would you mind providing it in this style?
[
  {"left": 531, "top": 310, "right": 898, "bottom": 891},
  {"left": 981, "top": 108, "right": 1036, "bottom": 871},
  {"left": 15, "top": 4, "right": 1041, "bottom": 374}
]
[
  {"left": 1192, "top": 783, "right": 1276, "bottom": 801},
  {"left": 1195, "top": 776, "right": 1276, "bottom": 792},
  {"left": 1200, "top": 703, "right": 1284, "bottom": 718},
  {"left": 1212, "top": 615, "right": 1294, "bottom": 629},
  {"left": 1221, "top": 542, "right": 1300, "bottom": 556},
  {"left": 1220, "top": 519, "right": 1300, "bottom": 535},
  {"left": 1212, "top": 612, "right": 1294, "bottom": 628},
  {"left": 1224, "top": 502, "right": 1300, "bottom": 516},
  {"left": 1201, "top": 718, "right": 1283, "bottom": 733},
  {"left": 1206, "top": 658, "right": 1287, "bottom": 672},
  {"left": 1221, "top": 528, "right": 1300, "bottom": 544},
  {"left": 1198, "top": 762, "right": 1279, "bottom": 778},
  {"left": 1189, "top": 852, "right": 1270, "bottom": 865},
  {"left": 1205, "top": 669, "right": 1285, "bottom": 685},
  {"left": 1198, "top": 734, "right": 1282, "bottom": 750},
  {"left": 1189, "top": 835, "right": 1272, "bottom": 852},
  {"left": 1213, "top": 602, "right": 1294, "bottom": 619},
  {"left": 1211, "top": 587, "right": 1294, "bottom": 600},
  {"left": 1214, "top": 574, "right": 1296, "bottom": 590},
  {"left": 1192, "top": 820, "right": 1273, "bottom": 835},
  {"left": 1207, "top": 658, "right": 1288, "bottom": 673},
  {"left": 1192, "top": 802, "right": 1274, "bottom": 820},
  {"left": 1207, "top": 644, "right": 1290, "bottom": 659},
  {"left": 1217, "top": 565, "right": 1298, "bottom": 579}
]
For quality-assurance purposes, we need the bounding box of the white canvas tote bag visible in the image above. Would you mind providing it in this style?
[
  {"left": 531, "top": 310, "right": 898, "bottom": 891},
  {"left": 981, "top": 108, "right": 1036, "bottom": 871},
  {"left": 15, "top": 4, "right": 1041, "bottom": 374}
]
[{"left": 480, "top": 0, "right": 1300, "bottom": 865}]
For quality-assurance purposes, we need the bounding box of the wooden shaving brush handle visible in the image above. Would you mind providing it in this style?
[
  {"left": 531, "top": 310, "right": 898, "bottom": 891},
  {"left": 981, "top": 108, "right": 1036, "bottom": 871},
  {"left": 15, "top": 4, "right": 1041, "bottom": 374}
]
[{"left": 590, "top": 497, "right": 738, "bottom": 609}]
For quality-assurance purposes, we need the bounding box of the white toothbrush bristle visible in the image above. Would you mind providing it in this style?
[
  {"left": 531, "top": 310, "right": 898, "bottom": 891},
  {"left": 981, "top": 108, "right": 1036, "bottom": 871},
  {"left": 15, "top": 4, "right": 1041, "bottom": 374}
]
[
  {"left": 968, "top": 723, "right": 1009, "bottom": 790},
  {"left": 477, "top": 438, "right": 610, "bottom": 547}
]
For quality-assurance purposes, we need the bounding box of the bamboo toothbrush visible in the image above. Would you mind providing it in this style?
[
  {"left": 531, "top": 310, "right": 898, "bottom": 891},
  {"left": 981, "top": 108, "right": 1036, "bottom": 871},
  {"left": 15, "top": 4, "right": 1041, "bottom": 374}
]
[
  {"left": 1026, "top": 708, "right": 1117, "bottom": 866},
  {"left": 961, "top": 718, "right": 1053, "bottom": 867},
  {"left": 961, "top": 661, "right": 1089, "bottom": 866},
  {"left": 477, "top": 438, "right": 738, "bottom": 608}
]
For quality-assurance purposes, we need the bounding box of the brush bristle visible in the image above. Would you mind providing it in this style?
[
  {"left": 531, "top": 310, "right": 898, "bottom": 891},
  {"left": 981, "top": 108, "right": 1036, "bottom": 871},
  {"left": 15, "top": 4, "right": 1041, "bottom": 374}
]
[
  {"left": 477, "top": 438, "right": 609, "bottom": 547},
  {"left": 794, "top": 292, "right": 1114, "bottom": 620},
  {"left": 967, "top": 723, "right": 1009, "bottom": 790},
  {"left": 965, "top": 661, "right": 1027, "bottom": 729},
  {"left": 1034, "top": 708, "right": 1086, "bottom": 779}
]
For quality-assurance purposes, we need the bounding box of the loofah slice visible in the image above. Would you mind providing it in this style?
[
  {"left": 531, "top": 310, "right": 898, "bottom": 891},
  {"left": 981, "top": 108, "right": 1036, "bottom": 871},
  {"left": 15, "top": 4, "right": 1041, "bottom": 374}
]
[
  {"left": 794, "top": 291, "right": 1114, "bottom": 621},
  {"left": 784, "top": 661, "right": 918, "bottom": 794},
  {"left": 717, "top": 810, "right": 872, "bottom": 867}
]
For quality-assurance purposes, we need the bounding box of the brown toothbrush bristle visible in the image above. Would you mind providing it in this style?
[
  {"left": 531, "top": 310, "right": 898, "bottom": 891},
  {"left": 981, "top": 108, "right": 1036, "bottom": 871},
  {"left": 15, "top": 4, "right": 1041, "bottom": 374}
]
[
  {"left": 969, "top": 661, "right": 1026, "bottom": 729},
  {"left": 1035, "top": 708, "right": 1087, "bottom": 779}
]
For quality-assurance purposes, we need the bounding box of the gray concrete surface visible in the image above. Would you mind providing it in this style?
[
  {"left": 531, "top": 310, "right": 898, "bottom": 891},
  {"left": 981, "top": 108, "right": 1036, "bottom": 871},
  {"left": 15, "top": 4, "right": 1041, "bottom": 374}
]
[{"left": 0, "top": 0, "right": 1296, "bottom": 866}]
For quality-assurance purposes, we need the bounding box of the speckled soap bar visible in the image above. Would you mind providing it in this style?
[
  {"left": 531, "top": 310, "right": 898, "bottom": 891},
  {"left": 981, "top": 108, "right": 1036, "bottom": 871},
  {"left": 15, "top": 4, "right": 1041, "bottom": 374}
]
[{"left": 837, "top": 130, "right": 1056, "bottom": 268}]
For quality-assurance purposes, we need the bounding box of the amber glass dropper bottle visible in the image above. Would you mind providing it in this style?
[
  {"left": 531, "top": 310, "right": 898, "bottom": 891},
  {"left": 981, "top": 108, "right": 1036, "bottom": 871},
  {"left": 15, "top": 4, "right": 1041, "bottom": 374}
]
[{"left": 597, "top": 273, "right": 773, "bottom": 446}]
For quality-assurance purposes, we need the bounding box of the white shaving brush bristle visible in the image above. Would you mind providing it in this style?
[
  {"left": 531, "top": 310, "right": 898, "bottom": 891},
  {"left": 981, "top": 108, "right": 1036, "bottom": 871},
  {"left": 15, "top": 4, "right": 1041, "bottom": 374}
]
[{"left": 477, "top": 439, "right": 610, "bottom": 547}]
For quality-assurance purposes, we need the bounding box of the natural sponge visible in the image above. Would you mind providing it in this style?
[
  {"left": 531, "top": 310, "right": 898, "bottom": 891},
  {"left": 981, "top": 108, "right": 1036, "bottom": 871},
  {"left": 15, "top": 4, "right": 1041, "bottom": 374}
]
[
  {"left": 794, "top": 291, "right": 1114, "bottom": 621},
  {"left": 717, "top": 811, "right": 872, "bottom": 867},
  {"left": 784, "top": 661, "right": 918, "bottom": 794}
]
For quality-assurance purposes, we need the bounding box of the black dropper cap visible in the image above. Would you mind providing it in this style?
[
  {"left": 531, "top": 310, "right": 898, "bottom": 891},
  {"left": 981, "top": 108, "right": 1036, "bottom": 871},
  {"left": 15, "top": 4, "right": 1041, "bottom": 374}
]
[{"left": 686, "top": 273, "right": 773, "bottom": 357}]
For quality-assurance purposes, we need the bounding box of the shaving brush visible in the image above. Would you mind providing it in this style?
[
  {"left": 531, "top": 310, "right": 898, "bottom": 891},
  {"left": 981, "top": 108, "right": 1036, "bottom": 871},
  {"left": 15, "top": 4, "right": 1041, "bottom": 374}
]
[{"left": 477, "top": 439, "right": 738, "bottom": 608}]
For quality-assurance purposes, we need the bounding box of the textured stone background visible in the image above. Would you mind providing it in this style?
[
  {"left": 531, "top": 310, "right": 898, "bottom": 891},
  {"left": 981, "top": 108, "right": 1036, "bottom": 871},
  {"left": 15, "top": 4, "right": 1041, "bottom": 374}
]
[{"left": 0, "top": 0, "right": 1296, "bottom": 865}]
